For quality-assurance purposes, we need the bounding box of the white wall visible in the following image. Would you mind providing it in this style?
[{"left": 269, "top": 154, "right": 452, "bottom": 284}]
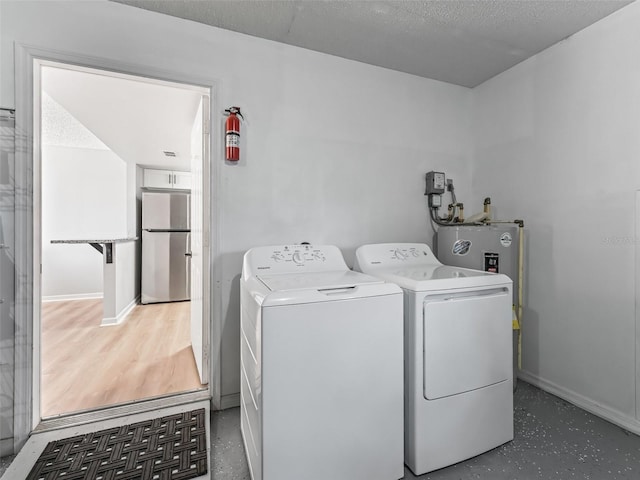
[
  {"left": 41, "top": 145, "right": 127, "bottom": 298},
  {"left": 114, "top": 242, "right": 136, "bottom": 315},
  {"left": 472, "top": 2, "right": 640, "bottom": 429},
  {"left": 0, "top": 0, "right": 473, "bottom": 404},
  {"left": 102, "top": 240, "right": 137, "bottom": 324}
]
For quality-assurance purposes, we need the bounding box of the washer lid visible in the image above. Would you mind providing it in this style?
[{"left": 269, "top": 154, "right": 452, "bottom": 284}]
[
  {"left": 366, "top": 265, "right": 511, "bottom": 291},
  {"left": 257, "top": 270, "right": 383, "bottom": 292}
]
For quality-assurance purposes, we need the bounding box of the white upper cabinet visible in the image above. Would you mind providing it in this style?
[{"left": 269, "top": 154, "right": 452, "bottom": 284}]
[
  {"left": 173, "top": 171, "right": 192, "bottom": 190},
  {"left": 143, "top": 169, "right": 191, "bottom": 190}
]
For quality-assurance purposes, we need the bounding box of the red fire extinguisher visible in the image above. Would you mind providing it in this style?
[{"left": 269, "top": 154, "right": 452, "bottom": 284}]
[{"left": 224, "top": 106, "right": 243, "bottom": 162}]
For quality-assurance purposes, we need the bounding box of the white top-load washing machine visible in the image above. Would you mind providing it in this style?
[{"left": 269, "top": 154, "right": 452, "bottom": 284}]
[
  {"left": 354, "top": 243, "right": 513, "bottom": 475},
  {"left": 240, "top": 244, "right": 404, "bottom": 480}
]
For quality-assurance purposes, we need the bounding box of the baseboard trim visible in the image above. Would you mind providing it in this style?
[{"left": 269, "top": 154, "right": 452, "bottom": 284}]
[
  {"left": 518, "top": 370, "right": 640, "bottom": 436},
  {"left": 42, "top": 293, "right": 103, "bottom": 302},
  {"left": 220, "top": 393, "right": 240, "bottom": 410},
  {"left": 100, "top": 296, "right": 139, "bottom": 327}
]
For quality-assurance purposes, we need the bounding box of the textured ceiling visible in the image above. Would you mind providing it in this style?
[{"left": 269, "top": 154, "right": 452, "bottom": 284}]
[
  {"left": 112, "top": 0, "right": 633, "bottom": 87},
  {"left": 42, "top": 66, "right": 203, "bottom": 170},
  {"left": 42, "top": 92, "right": 110, "bottom": 151}
]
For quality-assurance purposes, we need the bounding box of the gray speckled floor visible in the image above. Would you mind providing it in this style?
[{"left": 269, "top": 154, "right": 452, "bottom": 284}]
[
  {"left": 209, "top": 381, "right": 640, "bottom": 480},
  {"left": 3, "top": 381, "right": 640, "bottom": 479},
  {"left": 417, "top": 381, "right": 640, "bottom": 480}
]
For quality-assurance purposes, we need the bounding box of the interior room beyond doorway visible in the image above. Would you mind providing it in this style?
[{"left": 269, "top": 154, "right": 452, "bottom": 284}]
[{"left": 38, "top": 62, "right": 210, "bottom": 419}]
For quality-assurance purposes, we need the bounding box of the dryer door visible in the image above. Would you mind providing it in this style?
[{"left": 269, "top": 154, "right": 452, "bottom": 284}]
[{"left": 423, "top": 287, "right": 511, "bottom": 400}]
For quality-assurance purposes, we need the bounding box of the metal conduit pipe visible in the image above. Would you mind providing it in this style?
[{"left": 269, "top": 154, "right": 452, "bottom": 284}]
[
  {"left": 430, "top": 205, "right": 490, "bottom": 228},
  {"left": 517, "top": 223, "right": 524, "bottom": 371}
]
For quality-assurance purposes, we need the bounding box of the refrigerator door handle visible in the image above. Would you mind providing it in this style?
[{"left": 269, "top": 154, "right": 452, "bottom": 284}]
[
  {"left": 185, "top": 232, "right": 192, "bottom": 257},
  {"left": 187, "top": 193, "right": 191, "bottom": 230},
  {"left": 185, "top": 232, "right": 191, "bottom": 295}
]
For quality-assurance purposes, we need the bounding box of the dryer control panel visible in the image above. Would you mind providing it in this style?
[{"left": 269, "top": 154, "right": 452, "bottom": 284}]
[
  {"left": 355, "top": 243, "right": 443, "bottom": 270},
  {"left": 243, "top": 244, "right": 348, "bottom": 278}
]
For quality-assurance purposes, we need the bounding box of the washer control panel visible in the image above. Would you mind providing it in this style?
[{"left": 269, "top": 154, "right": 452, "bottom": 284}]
[
  {"left": 391, "top": 246, "right": 423, "bottom": 261},
  {"left": 270, "top": 245, "right": 327, "bottom": 265},
  {"left": 355, "top": 243, "right": 442, "bottom": 268},
  {"left": 244, "top": 244, "right": 347, "bottom": 277}
]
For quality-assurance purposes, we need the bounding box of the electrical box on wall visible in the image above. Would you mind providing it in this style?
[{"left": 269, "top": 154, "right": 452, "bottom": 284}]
[{"left": 425, "top": 171, "right": 446, "bottom": 195}]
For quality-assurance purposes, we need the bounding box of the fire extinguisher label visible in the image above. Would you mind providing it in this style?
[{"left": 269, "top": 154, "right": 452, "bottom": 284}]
[{"left": 226, "top": 132, "right": 239, "bottom": 148}]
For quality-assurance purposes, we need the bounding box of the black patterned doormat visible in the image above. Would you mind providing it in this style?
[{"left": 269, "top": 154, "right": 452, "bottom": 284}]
[{"left": 27, "top": 408, "right": 207, "bottom": 480}]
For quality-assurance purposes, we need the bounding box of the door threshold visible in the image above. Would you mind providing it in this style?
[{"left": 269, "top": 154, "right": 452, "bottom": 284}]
[{"left": 34, "top": 389, "right": 210, "bottom": 433}]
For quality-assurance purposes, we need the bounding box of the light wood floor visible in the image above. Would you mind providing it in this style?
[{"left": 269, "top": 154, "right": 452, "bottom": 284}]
[{"left": 41, "top": 299, "right": 205, "bottom": 417}]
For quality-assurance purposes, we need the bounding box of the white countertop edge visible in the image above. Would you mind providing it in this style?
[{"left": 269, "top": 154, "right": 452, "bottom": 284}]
[{"left": 51, "top": 237, "right": 138, "bottom": 244}]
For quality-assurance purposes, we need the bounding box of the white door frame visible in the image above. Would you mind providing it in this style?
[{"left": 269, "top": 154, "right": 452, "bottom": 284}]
[
  {"left": 636, "top": 191, "right": 640, "bottom": 421},
  {"left": 14, "top": 44, "right": 222, "bottom": 450}
]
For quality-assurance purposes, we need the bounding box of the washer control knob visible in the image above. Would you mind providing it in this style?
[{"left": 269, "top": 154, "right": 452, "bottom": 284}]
[
  {"left": 394, "top": 249, "right": 407, "bottom": 260},
  {"left": 312, "top": 252, "right": 325, "bottom": 261},
  {"left": 292, "top": 252, "right": 304, "bottom": 264},
  {"left": 411, "top": 250, "right": 420, "bottom": 257},
  {"left": 272, "top": 253, "right": 285, "bottom": 262}
]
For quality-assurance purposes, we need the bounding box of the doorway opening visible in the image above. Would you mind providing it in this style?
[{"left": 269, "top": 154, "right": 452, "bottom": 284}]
[{"left": 36, "top": 61, "right": 211, "bottom": 418}]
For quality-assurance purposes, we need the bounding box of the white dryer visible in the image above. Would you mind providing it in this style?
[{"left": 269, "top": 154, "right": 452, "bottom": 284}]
[
  {"left": 240, "top": 244, "right": 404, "bottom": 480},
  {"left": 354, "top": 243, "right": 513, "bottom": 475}
]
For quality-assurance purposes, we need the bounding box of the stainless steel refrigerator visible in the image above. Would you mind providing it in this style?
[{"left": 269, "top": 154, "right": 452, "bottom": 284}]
[{"left": 141, "top": 190, "right": 191, "bottom": 304}]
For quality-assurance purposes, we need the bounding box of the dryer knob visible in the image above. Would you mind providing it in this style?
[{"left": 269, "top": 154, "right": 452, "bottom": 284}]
[{"left": 292, "top": 252, "right": 304, "bottom": 264}]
